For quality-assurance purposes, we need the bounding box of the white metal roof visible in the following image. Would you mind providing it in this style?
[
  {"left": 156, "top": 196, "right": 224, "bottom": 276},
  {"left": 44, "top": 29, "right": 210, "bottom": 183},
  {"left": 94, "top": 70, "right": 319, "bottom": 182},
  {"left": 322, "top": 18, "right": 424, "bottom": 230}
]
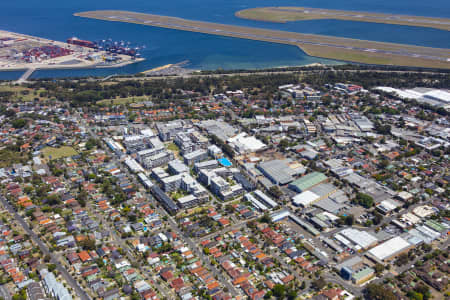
[
  {"left": 340, "top": 228, "right": 378, "bottom": 249},
  {"left": 292, "top": 190, "right": 320, "bottom": 207},
  {"left": 368, "top": 236, "right": 410, "bottom": 261}
]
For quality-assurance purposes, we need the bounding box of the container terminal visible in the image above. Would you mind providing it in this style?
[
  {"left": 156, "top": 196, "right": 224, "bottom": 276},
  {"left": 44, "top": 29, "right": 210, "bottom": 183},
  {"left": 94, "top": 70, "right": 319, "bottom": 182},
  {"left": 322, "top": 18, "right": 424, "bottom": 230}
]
[{"left": 0, "top": 30, "right": 145, "bottom": 80}]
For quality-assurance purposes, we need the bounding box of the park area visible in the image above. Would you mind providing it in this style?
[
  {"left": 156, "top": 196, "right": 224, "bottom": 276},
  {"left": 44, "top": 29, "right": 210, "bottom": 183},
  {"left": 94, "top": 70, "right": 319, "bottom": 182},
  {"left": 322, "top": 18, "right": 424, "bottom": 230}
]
[{"left": 42, "top": 146, "right": 78, "bottom": 160}]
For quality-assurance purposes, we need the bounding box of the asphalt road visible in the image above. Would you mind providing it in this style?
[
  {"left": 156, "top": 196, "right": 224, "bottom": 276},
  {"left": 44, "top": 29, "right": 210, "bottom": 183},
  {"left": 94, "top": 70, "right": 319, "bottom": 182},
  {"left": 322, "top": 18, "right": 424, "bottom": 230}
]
[
  {"left": 0, "top": 284, "right": 11, "bottom": 300},
  {"left": 0, "top": 196, "right": 91, "bottom": 300},
  {"left": 84, "top": 121, "right": 239, "bottom": 297}
]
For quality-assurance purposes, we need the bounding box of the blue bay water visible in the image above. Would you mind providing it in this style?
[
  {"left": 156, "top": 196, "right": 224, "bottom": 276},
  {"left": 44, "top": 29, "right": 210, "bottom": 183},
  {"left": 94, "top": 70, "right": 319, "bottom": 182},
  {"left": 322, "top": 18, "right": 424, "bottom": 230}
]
[{"left": 1, "top": 0, "right": 449, "bottom": 79}]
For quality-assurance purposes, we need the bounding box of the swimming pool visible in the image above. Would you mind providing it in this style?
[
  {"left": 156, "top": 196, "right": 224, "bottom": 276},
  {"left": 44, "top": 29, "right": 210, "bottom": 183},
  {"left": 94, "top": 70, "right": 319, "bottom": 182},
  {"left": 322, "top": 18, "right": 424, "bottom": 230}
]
[{"left": 218, "top": 157, "right": 232, "bottom": 167}]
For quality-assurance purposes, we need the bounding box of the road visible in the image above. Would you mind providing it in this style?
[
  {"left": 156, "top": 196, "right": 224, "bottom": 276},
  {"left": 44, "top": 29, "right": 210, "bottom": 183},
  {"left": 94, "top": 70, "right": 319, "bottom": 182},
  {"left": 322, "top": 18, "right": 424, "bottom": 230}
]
[
  {"left": 323, "top": 272, "right": 362, "bottom": 296},
  {"left": 15, "top": 68, "right": 35, "bottom": 84},
  {"left": 0, "top": 196, "right": 91, "bottom": 300},
  {"left": 199, "top": 217, "right": 256, "bottom": 242},
  {"left": 83, "top": 120, "right": 239, "bottom": 297},
  {"left": 165, "top": 212, "right": 240, "bottom": 296},
  {"left": 267, "top": 247, "right": 303, "bottom": 282},
  {"left": 81, "top": 123, "right": 176, "bottom": 299},
  {"left": 0, "top": 284, "right": 11, "bottom": 300}
]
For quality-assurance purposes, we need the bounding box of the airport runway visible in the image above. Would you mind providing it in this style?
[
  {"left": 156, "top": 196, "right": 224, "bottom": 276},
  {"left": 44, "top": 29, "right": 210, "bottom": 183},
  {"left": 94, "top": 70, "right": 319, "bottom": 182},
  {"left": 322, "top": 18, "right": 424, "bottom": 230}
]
[
  {"left": 75, "top": 11, "right": 450, "bottom": 69},
  {"left": 236, "top": 7, "right": 450, "bottom": 31}
]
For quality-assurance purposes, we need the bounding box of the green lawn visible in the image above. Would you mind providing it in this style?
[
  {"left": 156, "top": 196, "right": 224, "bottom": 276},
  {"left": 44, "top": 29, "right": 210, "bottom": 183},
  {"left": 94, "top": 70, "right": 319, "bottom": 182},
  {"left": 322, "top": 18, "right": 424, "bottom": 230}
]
[
  {"left": 0, "top": 86, "right": 49, "bottom": 102},
  {"left": 0, "top": 149, "right": 28, "bottom": 168},
  {"left": 42, "top": 146, "right": 78, "bottom": 160},
  {"left": 167, "top": 142, "right": 180, "bottom": 158},
  {"left": 167, "top": 143, "right": 180, "bottom": 152},
  {"left": 96, "top": 96, "right": 149, "bottom": 106}
]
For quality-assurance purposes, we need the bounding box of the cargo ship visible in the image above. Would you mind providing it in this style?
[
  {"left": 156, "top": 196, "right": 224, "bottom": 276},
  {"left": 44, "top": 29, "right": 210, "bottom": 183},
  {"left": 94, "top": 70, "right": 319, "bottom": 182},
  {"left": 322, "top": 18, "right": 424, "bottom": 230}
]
[
  {"left": 67, "top": 37, "right": 96, "bottom": 48},
  {"left": 67, "top": 37, "right": 141, "bottom": 57},
  {"left": 96, "top": 39, "right": 141, "bottom": 57}
]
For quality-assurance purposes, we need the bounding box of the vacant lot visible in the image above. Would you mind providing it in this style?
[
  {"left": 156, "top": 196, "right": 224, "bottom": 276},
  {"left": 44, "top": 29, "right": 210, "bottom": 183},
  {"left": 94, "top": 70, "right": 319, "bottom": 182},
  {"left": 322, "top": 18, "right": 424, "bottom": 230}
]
[{"left": 42, "top": 146, "right": 78, "bottom": 160}]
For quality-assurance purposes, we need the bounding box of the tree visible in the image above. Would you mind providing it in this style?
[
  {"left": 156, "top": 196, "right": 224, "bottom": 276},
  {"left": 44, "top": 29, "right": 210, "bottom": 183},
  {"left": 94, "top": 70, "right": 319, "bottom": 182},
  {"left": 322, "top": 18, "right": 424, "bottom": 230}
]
[
  {"left": 46, "top": 194, "right": 61, "bottom": 206},
  {"left": 374, "top": 263, "right": 384, "bottom": 275},
  {"left": 279, "top": 139, "right": 289, "bottom": 151},
  {"left": 287, "top": 289, "right": 297, "bottom": 300},
  {"left": 344, "top": 214, "right": 355, "bottom": 226},
  {"left": 407, "top": 291, "right": 423, "bottom": 300},
  {"left": 25, "top": 209, "right": 35, "bottom": 219},
  {"left": 85, "top": 138, "right": 99, "bottom": 150},
  {"left": 395, "top": 253, "right": 409, "bottom": 266},
  {"left": 96, "top": 258, "right": 105, "bottom": 268},
  {"left": 364, "top": 283, "right": 396, "bottom": 300},
  {"left": 354, "top": 193, "right": 374, "bottom": 208},
  {"left": 78, "top": 189, "right": 88, "bottom": 207},
  {"left": 373, "top": 211, "right": 383, "bottom": 225},
  {"left": 47, "top": 264, "right": 57, "bottom": 272},
  {"left": 374, "top": 121, "right": 391, "bottom": 135},
  {"left": 300, "top": 281, "right": 306, "bottom": 289},
  {"left": 269, "top": 186, "right": 283, "bottom": 198},
  {"left": 259, "top": 213, "right": 271, "bottom": 224},
  {"left": 312, "top": 277, "right": 326, "bottom": 291},
  {"left": 11, "top": 289, "right": 26, "bottom": 300},
  {"left": 379, "top": 159, "right": 389, "bottom": 168},
  {"left": 11, "top": 119, "right": 26, "bottom": 129},
  {"left": 413, "top": 284, "right": 430, "bottom": 300},
  {"left": 421, "top": 243, "right": 432, "bottom": 253},
  {"left": 79, "top": 238, "right": 96, "bottom": 251},
  {"left": 272, "top": 284, "right": 285, "bottom": 298}
]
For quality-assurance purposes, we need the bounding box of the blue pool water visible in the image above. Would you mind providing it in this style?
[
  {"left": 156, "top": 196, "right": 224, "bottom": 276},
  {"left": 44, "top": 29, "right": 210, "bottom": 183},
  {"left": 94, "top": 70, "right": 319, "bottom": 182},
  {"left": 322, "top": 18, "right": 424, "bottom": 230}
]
[{"left": 218, "top": 158, "right": 232, "bottom": 167}]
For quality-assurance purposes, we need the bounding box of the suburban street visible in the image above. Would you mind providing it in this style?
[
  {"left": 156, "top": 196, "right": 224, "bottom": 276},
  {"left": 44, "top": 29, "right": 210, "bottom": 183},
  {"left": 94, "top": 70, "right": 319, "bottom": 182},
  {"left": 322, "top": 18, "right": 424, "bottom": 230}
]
[{"left": 0, "top": 196, "right": 91, "bottom": 300}]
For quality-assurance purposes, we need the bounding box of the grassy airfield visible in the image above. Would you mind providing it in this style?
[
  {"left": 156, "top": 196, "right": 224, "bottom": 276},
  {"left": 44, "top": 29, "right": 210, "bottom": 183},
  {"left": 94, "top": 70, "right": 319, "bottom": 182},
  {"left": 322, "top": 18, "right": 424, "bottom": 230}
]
[{"left": 236, "top": 7, "right": 450, "bottom": 31}]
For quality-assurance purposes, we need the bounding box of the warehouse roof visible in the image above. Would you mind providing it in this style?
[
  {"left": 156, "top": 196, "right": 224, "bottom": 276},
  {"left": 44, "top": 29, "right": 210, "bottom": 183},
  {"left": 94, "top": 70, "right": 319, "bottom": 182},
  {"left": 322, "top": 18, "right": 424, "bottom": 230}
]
[
  {"left": 228, "top": 133, "right": 266, "bottom": 153},
  {"left": 367, "top": 236, "right": 411, "bottom": 261},
  {"left": 292, "top": 190, "right": 320, "bottom": 207},
  {"left": 336, "top": 256, "right": 363, "bottom": 270},
  {"left": 352, "top": 267, "right": 374, "bottom": 281},
  {"left": 289, "top": 172, "right": 327, "bottom": 192},
  {"left": 424, "top": 220, "right": 447, "bottom": 233},
  {"left": 254, "top": 190, "right": 277, "bottom": 208},
  {"left": 339, "top": 228, "right": 378, "bottom": 249},
  {"left": 314, "top": 198, "right": 345, "bottom": 213},
  {"left": 257, "top": 159, "right": 295, "bottom": 185},
  {"left": 309, "top": 183, "right": 337, "bottom": 198}
]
